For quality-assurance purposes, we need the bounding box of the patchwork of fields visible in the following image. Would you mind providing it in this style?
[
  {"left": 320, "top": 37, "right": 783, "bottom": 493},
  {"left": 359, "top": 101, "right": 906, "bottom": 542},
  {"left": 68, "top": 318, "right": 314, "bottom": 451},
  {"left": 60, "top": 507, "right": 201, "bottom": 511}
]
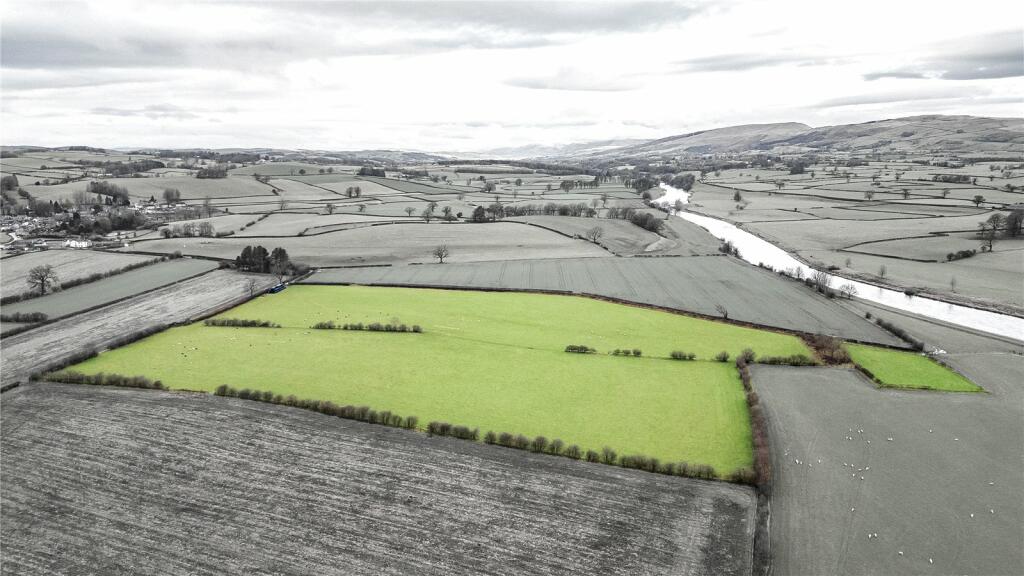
[
  {"left": 62, "top": 285, "right": 818, "bottom": 474},
  {"left": 306, "top": 257, "right": 901, "bottom": 345}
]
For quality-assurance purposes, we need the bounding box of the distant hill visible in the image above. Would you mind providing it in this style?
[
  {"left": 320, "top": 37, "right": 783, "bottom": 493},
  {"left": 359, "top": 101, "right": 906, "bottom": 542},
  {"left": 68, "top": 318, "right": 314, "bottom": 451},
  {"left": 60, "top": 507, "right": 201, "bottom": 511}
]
[
  {"left": 535, "top": 115, "right": 1024, "bottom": 161},
  {"left": 467, "top": 139, "right": 648, "bottom": 160}
]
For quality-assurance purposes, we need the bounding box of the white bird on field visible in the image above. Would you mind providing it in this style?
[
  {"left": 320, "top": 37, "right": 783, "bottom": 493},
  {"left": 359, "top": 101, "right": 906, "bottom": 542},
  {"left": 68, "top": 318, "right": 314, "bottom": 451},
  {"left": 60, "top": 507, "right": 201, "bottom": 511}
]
[{"left": 898, "top": 551, "right": 903, "bottom": 556}]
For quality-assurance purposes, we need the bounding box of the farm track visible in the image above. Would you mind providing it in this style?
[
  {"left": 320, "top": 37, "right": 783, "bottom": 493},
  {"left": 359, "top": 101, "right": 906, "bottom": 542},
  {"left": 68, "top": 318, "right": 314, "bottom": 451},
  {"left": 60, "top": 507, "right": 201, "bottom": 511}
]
[
  {"left": 0, "top": 270, "right": 275, "bottom": 384},
  {"left": 1, "top": 383, "right": 756, "bottom": 576}
]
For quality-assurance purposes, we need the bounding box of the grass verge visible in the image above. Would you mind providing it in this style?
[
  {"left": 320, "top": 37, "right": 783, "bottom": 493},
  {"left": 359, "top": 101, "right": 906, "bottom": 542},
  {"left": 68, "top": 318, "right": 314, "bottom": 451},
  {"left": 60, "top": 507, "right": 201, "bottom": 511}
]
[{"left": 847, "top": 343, "right": 981, "bottom": 392}]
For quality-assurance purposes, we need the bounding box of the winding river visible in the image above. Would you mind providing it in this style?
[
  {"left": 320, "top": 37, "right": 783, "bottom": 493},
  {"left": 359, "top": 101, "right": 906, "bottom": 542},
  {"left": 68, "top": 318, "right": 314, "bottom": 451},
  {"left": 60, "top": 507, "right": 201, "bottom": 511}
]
[{"left": 657, "top": 184, "right": 1024, "bottom": 342}]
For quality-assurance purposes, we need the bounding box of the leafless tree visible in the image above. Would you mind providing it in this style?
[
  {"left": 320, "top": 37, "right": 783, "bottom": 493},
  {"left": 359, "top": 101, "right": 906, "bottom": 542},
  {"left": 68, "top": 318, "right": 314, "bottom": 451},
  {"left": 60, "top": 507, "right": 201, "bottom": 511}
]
[
  {"left": 325, "top": 203, "right": 335, "bottom": 215},
  {"left": 197, "top": 222, "right": 215, "bottom": 237},
  {"left": 27, "top": 265, "right": 58, "bottom": 295},
  {"left": 245, "top": 278, "right": 259, "bottom": 297},
  {"left": 433, "top": 244, "right": 449, "bottom": 263},
  {"left": 715, "top": 303, "right": 728, "bottom": 319},
  {"left": 811, "top": 270, "right": 832, "bottom": 294},
  {"left": 584, "top": 226, "right": 604, "bottom": 243},
  {"left": 839, "top": 283, "right": 858, "bottom": 299},
  {"left": 404, "top": 206, "right": 415, "bottom": 217}
]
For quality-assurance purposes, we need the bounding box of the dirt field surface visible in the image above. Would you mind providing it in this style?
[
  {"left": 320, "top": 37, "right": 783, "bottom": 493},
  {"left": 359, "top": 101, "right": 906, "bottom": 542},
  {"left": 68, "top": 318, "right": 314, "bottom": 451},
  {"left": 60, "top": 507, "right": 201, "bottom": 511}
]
[
  {"left": 2, "top": 258, "right": 219, "bottom": 318},
  {"left": 508, "top": 215, "right": 664, "bottom": 255},
  {"left": 1, "top": 383, "right": 756, "bottom": 576},
  {"left": 0, "top": 270, "right": 274, "bottom": 384},
  {"left": 123, "top": 223, "right": 609, "bottom": 266},
  {"left": 755, "top": 326, "right": 1023, "bottom": 576},
  {"left": 307, "top": 256, "right": 899, "bottom": 345},
  {"left": 0, "top": 250, "right": 152, "bottom": 299}
]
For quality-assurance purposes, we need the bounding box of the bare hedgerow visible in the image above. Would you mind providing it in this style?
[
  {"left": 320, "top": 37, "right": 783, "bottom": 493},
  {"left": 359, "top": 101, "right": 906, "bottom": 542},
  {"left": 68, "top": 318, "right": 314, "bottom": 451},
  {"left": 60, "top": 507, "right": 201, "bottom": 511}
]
[
  {"left": 564, "top": 445, "right": 582, "bottom": 459},
  {"left": 601, "top": 446, "right": 618, "bottom": 465},
  {"left": 585, "top": 450, "right": 600, "bottom": 463},
  {"left": 715, "top": 351, "right": 730, "bottom": 362},
  {"left": 484, "top": 431, "right": 497, "bottom": 444}
]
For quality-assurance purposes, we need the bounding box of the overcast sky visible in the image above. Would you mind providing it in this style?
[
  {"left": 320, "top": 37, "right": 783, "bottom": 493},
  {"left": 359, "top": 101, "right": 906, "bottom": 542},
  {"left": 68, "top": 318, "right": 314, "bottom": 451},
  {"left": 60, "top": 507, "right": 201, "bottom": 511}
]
[{"left": 2, "top": 0, "right": 1021, "bottom": 151}]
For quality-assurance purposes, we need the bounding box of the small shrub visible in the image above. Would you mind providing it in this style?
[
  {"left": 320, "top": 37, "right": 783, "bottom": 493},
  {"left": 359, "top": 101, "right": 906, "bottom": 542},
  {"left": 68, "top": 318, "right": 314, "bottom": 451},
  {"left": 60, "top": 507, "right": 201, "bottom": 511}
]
[
  {"left": 670, "top": 351, "right": 697, "bottom": 361},
  {"left": 312, "top": 320, "right": 336, "bottom": 330},
  {"left": 564, "top": 344, "right": 596, "bottom": 354},
  {"left": 547, "top": 438, "right": 564, "bottom": 455},
  {"left": 484, "top": 430, "right": 497, "bottom": 444},
  {"left": 715, "top": 351, "right": 730, "bottom": 362},
  {"left": 632, "top": 349, "right": 642, "bottom": 357},
  {"left": 585, "top": 450, "right": 600, "bottom": 463},
  {"left": 564, "top": 445, "right": 582, "bottom": 459},
  {"left": 738, "top": 348, "right": 757, "bottom": 363},
  {"left": 600, "top": 446, "right": 618, "bottom": 465},
  {"left": 530, "top": 436, "right": 549, "bottom": 453},
  {"left": 756, "top": 354, "right": 818, "bottom": 366},
  {"left": 513, "top": 434, "right": 530, "bottom": 450}
]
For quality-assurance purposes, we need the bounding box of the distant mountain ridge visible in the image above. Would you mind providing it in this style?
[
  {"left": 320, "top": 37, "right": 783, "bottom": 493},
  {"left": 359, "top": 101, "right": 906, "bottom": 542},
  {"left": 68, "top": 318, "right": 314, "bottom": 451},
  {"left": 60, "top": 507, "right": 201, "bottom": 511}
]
[{"left": 533, "top": 115, "right": 1024, "bottom": 161}]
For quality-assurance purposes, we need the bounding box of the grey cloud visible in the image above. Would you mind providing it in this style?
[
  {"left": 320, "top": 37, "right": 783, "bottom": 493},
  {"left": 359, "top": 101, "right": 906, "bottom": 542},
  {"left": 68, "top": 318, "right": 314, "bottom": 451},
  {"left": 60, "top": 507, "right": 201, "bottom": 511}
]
[
  {"left": 673, "top": 52, "right": 830, "bottom": 73},
  {"left": 816, "top": 87, "right": 988, "bottom": 108},
  {"left": 271, "top": 1, "right": 701, "bottom": 34},
  {"left": 2, "top": 1, "right": 699, "bottom": 74},
  {"left": 864, "top": 29, "right": 1023, "bottom": 81},
  {"left": 863, "top": 70, "right": 927, "bottom": 81},
  {"left": 91, "top": 104, "right": 200, "bottom": 120},
  {"left": 506, "top": 69, "right": 635, "bottom": 92}
]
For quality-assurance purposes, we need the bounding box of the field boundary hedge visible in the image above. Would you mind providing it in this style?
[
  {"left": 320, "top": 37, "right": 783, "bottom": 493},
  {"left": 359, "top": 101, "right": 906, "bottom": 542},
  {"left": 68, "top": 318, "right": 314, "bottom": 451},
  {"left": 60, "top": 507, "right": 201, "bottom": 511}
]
[{"left": 737, "top": 358, "right": 773, "bottom": 576}]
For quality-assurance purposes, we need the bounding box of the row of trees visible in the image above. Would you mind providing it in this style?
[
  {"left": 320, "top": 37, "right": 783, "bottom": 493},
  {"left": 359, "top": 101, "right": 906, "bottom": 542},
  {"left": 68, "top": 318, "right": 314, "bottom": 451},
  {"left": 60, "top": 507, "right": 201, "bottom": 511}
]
[
  {"left": 213, "top": 385, "right": 420, "bottom": 430},
  {"left": 195, "top": 165, "right": 227, "bottom": 179}
]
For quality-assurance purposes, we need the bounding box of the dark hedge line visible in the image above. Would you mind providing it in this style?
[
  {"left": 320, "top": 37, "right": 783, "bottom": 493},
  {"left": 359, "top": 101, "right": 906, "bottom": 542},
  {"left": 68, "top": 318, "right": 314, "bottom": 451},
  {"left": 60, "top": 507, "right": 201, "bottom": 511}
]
[
  {"left": 873, "top": 318, "right": 926, "bottom": 351},
  {"left": 736, "top": 357, "right": 771, "bottom": 493},
  {"left": 670, "top": 351, "right": 697, "bottom": 360},
  {"left": 755, "top": 354, "right": 818, "bottom": 366},
  {"left": 0, "top": 312, "right": 48, "bottom": 323},
  {"left": 439, "top": 422, "right": 726, "bottom": 481},
  {"left": 204, "top": 318, "right": 281, "bottom": 328},
  {"left": 564, "top": 344, "right": 596, "bottom": 354},
  {"left": 41, "top": 371, "right": 165, "bottom": 390},
  {"left": 213, "top": 385, "right": 420, "bottom": 430},
  {"left": 311, "top": 321, "right": 423, "bottom": 333},
  {"left": 611, "top": 348, "right": 642, "bottom": 357}
]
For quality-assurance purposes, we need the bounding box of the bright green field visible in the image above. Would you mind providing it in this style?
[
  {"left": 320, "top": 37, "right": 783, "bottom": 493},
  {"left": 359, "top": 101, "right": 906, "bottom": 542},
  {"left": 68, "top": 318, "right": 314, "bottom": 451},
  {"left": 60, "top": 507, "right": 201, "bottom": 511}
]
[
  {"left": 847, "top": 344, "right": 981, "bottom": 392},
  {"left": 67, "top": 285, "right": 812, "bottom": 474}
]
